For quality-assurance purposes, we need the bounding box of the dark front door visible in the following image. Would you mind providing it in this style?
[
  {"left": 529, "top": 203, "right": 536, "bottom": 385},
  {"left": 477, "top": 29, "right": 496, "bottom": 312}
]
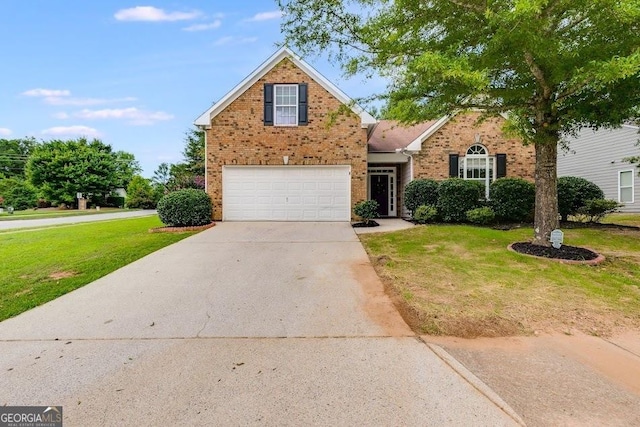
[{"left": 370, "top": 175, "right": 389, "bottom": 216}]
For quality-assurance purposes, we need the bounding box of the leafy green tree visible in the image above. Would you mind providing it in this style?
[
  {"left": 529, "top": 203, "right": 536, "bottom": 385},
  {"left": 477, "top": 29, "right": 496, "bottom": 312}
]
[
  {"left": 26, "top": 138, "right": 137, "bottom": 206},
  {"left": 0, "top": 178, "right": 37, "bottom": 210},
  {"left": 0, "top": 137, "right": 37, "bottom": 179},
  {"left": 279, "top": 0, "right": 640, "bottom": 245},
  {"left": 114, "top": 151, "right": 141, "bottom": 189},
  {"left": 125, "top": 175, "right": 157, "bottom": 209},
  {"left": 152, "top": 162, "right": 171, "bottom": 188}
]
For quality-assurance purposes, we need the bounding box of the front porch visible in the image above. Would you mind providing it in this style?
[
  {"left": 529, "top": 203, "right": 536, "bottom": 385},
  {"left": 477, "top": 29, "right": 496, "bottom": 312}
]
[{"left": 367, "top": 152, "right": 411, "bottom": 218}]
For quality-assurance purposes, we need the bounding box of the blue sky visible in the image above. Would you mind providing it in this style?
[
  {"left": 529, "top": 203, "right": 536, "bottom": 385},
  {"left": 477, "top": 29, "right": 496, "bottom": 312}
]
[{"left": 0, "top": 1, "right": 384, "bottom": 177}]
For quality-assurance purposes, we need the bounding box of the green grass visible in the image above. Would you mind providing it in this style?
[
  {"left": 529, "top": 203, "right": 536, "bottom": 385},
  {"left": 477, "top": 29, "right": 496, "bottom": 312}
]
[
  {"left": 359, "top": 224, "right": 640, "bottom": 337},
  {"left": 602, "top": 213, "right": 640, "bottom": 227},
  {"left": 0, "top": 207, "right": 135, "bottom": 221},
  {"left": 0, "top": 216, "right": 197, "bottom": 321}
]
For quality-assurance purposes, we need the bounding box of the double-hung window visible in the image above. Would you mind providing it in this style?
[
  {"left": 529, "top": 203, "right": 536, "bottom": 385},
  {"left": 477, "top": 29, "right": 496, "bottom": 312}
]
[
  {"left": 274, "top": 84, "right": 298, "bottom": 126},
  {"left": 459, "top": 144, "right": 495, "bottom": 198},
  {"left": 619, "top": 170, "right": 634, "bottom": 203}
]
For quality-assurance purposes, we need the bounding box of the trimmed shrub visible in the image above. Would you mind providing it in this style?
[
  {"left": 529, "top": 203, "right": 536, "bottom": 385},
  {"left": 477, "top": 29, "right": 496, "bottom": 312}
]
[
  {"left": 557, "top": 176, "right": 604, "bottom": 221},
  {"left": 466, "top": 207, "right": 496, "bottom": 225},
  {"left": 125, "top": 176, "right": 156, "bottom": 209},
  {"left": 404, "top": 179, "right": 439, "bottom": 214},
  {"left": 106, "top": 196, "right": 126, "bottom": 208},
  {"left": 413, "top": 204, "right": 438, "bottom": 224},
  {"left": 489, "top": 178, "right": 535, "bottom": 222},
  {"left": 354, "top": 200, "right": 380, "bottom": 224},
  {"left": 437, "top": 178, "right": 483, "bottom": 222},
  {"left": 157, "top": 189, "right": 212, "bottom": 227},
  {"left": 575, "top": 199, "right": 621, "bottom": 223}
]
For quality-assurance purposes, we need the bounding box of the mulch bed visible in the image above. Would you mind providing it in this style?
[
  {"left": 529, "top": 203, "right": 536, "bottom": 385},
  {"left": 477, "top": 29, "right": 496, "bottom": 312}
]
[
  {"left": 510, "top": 242, "right": 603, "bottom": 264},
  {"left": 352, "top": 220, "right": 380, "bottom": 228},
  {"left": 149, "top": 223, "right": 215, "bottom": 233}
]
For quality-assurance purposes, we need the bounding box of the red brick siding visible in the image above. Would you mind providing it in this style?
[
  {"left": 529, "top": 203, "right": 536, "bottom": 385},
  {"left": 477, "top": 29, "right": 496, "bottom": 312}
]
[
  {"left": 205, "top": 58, "right": 368, "bottom": 220},
  {"left": 412, "top": 112, "right": 535, "bottom": 181}
]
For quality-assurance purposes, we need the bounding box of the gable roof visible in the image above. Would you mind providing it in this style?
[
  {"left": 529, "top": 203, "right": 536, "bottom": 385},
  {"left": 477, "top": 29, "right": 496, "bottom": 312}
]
[
  {"left": 368, "top": 120, "right": 438, "bottom": 152},
  {"left": 194, "top": 47, "right": 377, "bottom": 128},
  {"left": 368, "top": 116, "right": 451, "bottom": 152}
]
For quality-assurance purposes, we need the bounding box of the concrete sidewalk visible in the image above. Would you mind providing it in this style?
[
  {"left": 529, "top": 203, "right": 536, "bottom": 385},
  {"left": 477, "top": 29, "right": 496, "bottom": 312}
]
[{"left": 0, "top": 222, "right": 520, "bottom": 425}]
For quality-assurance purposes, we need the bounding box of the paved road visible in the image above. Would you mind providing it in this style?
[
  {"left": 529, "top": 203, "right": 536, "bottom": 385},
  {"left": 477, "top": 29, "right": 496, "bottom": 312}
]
[
  {"left": 0, "top": 222, "right": 521, "bottom": 426},
  {"left": 0, "top": 210, "right": 157, "bottom": 230}
]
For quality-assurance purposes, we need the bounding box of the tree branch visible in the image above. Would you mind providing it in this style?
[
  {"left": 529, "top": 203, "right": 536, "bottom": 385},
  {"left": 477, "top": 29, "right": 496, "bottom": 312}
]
[
  {"left": 524, "top": 52, "right": 552, "bottom": 100},
  {"left": 447, "top": 0, "right": 485, "bottom": 13}
]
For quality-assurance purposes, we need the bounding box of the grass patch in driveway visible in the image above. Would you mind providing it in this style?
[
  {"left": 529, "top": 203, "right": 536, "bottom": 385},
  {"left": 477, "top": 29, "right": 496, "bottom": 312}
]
[
  {"left": 359, "top": 225, "right": 640, "bottom": 338},
  {"left": 0, "top": 216, "right": 197, "bottom": 321}
]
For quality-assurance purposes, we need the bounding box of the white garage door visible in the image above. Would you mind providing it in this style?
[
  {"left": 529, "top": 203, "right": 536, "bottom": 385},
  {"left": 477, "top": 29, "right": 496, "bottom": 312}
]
[{"left": 223, "top": 166, "right": 351, "bottom": 221}]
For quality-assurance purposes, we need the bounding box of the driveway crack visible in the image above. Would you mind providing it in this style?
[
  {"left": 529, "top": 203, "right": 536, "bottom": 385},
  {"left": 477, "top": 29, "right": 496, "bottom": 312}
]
[{"left": 196, "top": 311, "right": 212, "bottom": 338}]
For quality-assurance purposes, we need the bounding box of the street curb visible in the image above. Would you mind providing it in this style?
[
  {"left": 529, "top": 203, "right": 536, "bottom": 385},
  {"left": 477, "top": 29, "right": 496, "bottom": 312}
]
[{"left": 423, "top": 340, "right": 527, "bottom": 426}]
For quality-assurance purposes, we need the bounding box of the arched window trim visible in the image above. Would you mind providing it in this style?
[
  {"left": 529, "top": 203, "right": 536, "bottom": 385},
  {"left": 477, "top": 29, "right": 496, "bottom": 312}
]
[{"left": 459, "top": 144, "right": 495, "bottom": 199}]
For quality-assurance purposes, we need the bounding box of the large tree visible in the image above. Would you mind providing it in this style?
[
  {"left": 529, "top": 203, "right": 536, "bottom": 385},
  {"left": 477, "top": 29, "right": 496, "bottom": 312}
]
[
  {"left": 279, "top": 0, "right": 640, "bottom": 245},
  {"left": 26, "top": 138, "right": 138, "bottom": 206},
  {"left": 0, "top": 137, "right": 37, "bottom": 179}
]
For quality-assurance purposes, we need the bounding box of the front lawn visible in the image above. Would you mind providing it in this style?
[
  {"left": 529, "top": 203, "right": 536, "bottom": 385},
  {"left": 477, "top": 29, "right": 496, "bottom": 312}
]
[
  {"left": 0, "top": 216, "right": 197, "bottom": 321},
  {"left": 0, "top": 207, "right": 133, "bottom": 221},
  {"left": 359, "top": 224, "right": 640, "bottom": 337}
]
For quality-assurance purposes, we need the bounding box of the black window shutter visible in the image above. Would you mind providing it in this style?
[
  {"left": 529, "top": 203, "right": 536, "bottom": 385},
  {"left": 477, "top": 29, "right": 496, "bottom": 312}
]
[
  {"left": 298, "top": 83, "right": 308, "bottom": 125},
  {"left": 448, "top": 154, "right": 459, "bottom": 178},
  {"left": 496, "top": 153, "right": 507, "bottom": 178},
  {"left": 264, "top": 84, "right": 274, "bottom": 126}
]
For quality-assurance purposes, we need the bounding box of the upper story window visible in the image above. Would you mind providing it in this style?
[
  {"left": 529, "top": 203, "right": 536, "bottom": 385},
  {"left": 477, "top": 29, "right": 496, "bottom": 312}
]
[
  {"left": 459, "top": 144, "right": 495, "bottom": 198},
  {"left": 619, "top": 170, "right": 634, "bottom": 203},
  {"left": 274, "top": 84, "right": 298, "bottom": 126},
  {"left": 264, "top": 83, "right": 308, "bottom": 127}
]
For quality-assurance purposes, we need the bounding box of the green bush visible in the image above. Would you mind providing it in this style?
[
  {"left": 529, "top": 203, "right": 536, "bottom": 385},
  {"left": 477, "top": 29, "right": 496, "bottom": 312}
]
[
  {"left": 404, "top": 179, "right": 439, "bottom": 214},
  {"left": 354, "top": 200, "right": 380, "bottom": 224},
  {"left": 106, "top": 196, "right": 125, "bottom": 208},
  {"left": 466, "top": 206, "right": 496, "bottom": 225},
  {"left": 413, "top": 204, "right": 438, "bottom": 224},
  {"left": 489, "top": 178, "right": 535, "bottom": 222},
  {"left": 437, "top": 178, "right": 483, "bottom": 222},
  {"left": 575, "top": 199, "right": 621, "bottom": 223},
  {"left": 157, "top": 189, "right": 212, "bottom": 227},
  {"left": 557, "top": 176, "right": 604, "bottom": 221},
  {"left": 125, "top": 176, "right": 156, "bottom": 209},
  {"left": 0, "top": 179, "right": 37, "bottom": 210}
]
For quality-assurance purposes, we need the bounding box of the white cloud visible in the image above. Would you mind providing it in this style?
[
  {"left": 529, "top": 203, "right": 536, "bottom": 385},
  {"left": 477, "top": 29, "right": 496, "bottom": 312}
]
[
  {"left": 245, "top": 11, "right": 283, "bottom": 22},
  {"left": 41, "top": 125, "right": 101, "bottom": 138},
  {"left": 74, "top": 107, "right": 174, "bottom": 125},
  {"left": 0, "top": 128, "right": 12, "bottom": 136},
  {"left": 114, "top": 6, "right": 201, "bottom": 22},
  {"left": 214, "top": 36, "right": 258, "bottom": 46},
  {"left": 44, "top": 96, "right": 137, "bottom": 106},
  {"left": 182, "top": 19, "right": 222, "bottom": 32},
  {"left": 22, "top": 88, "right": 71, "bottom": 97},
  {"left": 52, "top": 112, "right": 70, "bottom": 119}
]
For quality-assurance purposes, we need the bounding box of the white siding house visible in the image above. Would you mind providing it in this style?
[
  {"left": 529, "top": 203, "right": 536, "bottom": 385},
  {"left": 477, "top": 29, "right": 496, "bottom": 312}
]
[{"left": 557, "top": 125, "right": 640, "bottom": 212}]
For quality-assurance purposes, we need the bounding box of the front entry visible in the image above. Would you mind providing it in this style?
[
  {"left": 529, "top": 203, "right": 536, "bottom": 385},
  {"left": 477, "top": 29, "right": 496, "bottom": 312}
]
[
  {"left": 370, "top": 175, "right": 389, "bottom": 216},
  {"left": 367, "top": 167, "right": 397, "bottom": 217}
]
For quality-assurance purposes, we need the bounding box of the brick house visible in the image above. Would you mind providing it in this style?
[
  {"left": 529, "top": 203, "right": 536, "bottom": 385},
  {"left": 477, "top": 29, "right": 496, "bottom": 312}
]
[{"left": 195, "top": 47, "right": 535, "bottom": 221}]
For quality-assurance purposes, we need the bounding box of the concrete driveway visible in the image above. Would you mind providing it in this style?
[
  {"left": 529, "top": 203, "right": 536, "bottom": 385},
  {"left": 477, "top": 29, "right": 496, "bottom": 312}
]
[{"left": 0, "top": 222, "right": 520, "bottom": 425}]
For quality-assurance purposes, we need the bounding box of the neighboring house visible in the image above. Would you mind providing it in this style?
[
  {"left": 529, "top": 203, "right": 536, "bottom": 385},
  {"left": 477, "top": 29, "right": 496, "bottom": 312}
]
[
  {"left": 195, "top": 47, "right": 535, "bottom": 221},
  {"left": 557, "top": 125, "right": 640, "bottom": 213}
]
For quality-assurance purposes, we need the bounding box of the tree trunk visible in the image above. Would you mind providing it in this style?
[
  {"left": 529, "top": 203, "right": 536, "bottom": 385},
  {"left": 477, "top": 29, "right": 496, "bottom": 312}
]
[{"left": 533, "top": 141, "right": 559, "bottom": 246}]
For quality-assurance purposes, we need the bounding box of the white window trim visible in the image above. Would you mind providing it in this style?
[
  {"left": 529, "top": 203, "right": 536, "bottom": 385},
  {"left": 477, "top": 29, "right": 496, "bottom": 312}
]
[
  {"left": 274, "top": 84, "right": 298, "bottom": 127},
  {"left": 367, "top": 167, "right": 397, "bottom": 217},
  {"left": 618, "top": 170, "right": 635, "bottom": 203},
  {"left": 459, "top": 144, "right": 495, "bottom": 199}
]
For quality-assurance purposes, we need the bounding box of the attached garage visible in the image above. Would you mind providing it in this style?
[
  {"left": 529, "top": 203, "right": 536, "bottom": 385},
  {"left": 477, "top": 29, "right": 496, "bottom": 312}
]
[{"left": 222, "top": 166, "right": 351, "bottom": 221}]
